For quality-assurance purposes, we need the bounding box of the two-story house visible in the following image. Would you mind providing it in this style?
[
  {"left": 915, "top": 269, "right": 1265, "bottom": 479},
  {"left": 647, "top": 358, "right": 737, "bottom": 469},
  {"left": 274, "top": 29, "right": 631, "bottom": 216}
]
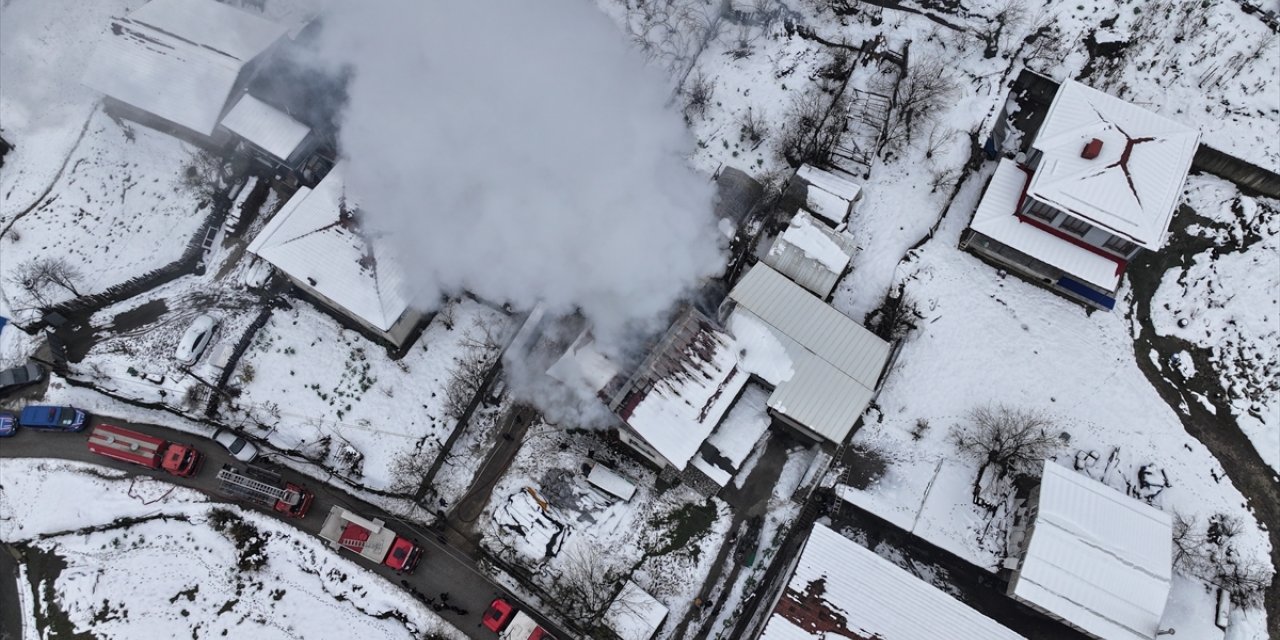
[{"left": 962, "top": 80, "right": 1200, "bottom": 310}]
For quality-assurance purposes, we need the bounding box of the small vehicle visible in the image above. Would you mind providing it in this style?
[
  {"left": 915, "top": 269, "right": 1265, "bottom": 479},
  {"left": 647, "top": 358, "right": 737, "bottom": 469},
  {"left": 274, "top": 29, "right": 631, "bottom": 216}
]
[
  {"left": 175, "top": 314, "right": 218, "bottom": 365},
  {"left": 87, "top": 424, "right": 203, "bottom": 477},
  {"left": 318, "top": 506, "right": 422, "bottom": 573},
  {"left": 0, "top": 362, "right": 45, "bottom": 395},
  {"left": 484, "top": 599, "right": 553, "bottom": 640},
  {"left": 0, "top": 411, "right": 16, "bottom": 437},
  {"left": 215, "top": 464, "right": 314, "bottom": 518},
  {"left": 18, "top": 405, "right": 88, "bottom": 431},
  {"left": 213, "top": 428, "right": 259, "bottom": 463}
]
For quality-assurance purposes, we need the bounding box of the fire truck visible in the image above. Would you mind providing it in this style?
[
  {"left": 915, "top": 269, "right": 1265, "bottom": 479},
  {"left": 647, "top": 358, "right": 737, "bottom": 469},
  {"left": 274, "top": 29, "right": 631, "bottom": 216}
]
[
  {"left": 86, "top": 424, "right": 202, "bottom": 477},
  {"left": 215, "top": 465, "right": 314, "bottom": 518},
  {"left": 317, "top": 506, "right": 422, "bottom": 573}
]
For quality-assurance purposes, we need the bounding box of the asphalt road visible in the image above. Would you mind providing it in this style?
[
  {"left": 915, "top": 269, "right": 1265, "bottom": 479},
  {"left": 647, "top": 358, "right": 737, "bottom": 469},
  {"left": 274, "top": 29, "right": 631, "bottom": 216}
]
[{"left": 0, "top": 413, "right": 571, "bottom": 640}]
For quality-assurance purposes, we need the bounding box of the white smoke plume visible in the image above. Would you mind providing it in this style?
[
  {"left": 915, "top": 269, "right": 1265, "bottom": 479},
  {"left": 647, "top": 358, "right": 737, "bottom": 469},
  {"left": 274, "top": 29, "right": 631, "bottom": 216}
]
[{"left": 315, "top": 0, "right": 727, "bottom": 350}]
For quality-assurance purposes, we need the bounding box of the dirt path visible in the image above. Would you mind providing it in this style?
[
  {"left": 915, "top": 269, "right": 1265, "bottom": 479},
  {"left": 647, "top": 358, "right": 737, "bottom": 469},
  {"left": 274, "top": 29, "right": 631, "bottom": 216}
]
[{"left": 1126, "top": 204, "right": 1280, "bottom": 637}]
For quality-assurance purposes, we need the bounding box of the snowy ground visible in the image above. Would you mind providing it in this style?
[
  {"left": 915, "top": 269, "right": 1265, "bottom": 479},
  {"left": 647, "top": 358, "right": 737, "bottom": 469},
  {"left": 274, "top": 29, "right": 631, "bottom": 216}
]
[
  {"left": 475, "top": 420, "right": 733, "bottom": 639},
  {"left": 1150, "top": 174, "right": 1280, "bottom": 473},
  {"left": 0, "top": 458, "right": 465, "bottom": 640},
  {"left": 225, "top": 298, "right": 513, "bottom": 493}
]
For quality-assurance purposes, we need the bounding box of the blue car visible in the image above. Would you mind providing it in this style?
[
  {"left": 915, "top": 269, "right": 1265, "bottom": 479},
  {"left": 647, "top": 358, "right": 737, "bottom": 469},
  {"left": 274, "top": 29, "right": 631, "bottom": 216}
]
[
  {"left": 18, "top": 405, "right": 88, "bottom": 432},
  {"left": 0, "top": 411, "right": 16, "bottom": 437}
]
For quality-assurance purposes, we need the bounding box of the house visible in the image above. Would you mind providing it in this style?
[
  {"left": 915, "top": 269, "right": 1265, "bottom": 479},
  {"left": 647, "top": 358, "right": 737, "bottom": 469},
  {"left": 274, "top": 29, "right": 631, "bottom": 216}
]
[
  {"left": 602, "top": 581, "right": 668, "bottom": 640},
  {"left": 218, "top": 93, "right": 318, "bottom": 171},
  {"left": 81, "top": 0, "right": 289, "bottom": 145},
  {"left": 756, "top": 522, "right": 1024, "bottom": 640},
  {"left": 246, "top": 163, "right": 427, "bottom": 348},
  {"left": 1004, "top": 461, "right": 1173, "bottom": 640},
  {"left": 724, "top": 263, "right": 890, "bottom": 446},
  {"left": 761, "top": 210, "right": 857, "bottom": 300},
  {"left": 607, "top": 307, "right": 748, "bottom": 470},
  {"left": 962, "top": 80, "right": 1200, "bottom": 310},
  {"left": 783, "top": 164, "right": 863, "bottom": 230}
]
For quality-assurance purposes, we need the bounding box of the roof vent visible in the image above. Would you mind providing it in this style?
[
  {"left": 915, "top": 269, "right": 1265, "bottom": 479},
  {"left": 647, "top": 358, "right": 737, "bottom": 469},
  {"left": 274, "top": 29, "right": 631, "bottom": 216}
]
[{"left": 1082, "top": 138, "right": 1103, "bottom": 159}]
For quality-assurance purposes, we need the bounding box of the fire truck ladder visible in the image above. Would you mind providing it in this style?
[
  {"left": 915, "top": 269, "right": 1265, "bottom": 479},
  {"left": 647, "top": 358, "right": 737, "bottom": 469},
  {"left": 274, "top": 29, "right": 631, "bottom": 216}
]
[
  {"left": 216, "top": 468, "right": 300, "bottom": 505},
  {"left": 337, "top": 535, "right": 367, "bottom": 551}
]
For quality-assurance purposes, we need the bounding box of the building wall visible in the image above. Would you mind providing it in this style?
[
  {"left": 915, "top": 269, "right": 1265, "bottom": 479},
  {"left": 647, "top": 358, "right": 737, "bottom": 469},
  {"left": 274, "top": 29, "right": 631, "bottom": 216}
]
[
  {"left": 1018, "top": 196, "right": 1142, "bottom": 260},
  {"left": 617, "top": 427, "right": 671, "bottom": 469},
  {"left": 961, "top": 230, "right": 1116, "bottom": 311}
]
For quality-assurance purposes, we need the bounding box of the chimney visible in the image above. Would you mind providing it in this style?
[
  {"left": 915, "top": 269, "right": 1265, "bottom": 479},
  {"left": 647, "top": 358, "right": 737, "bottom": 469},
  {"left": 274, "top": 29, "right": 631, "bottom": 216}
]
[{"left": 1082, "top": 138, "right": 1103, "bottom": 159}]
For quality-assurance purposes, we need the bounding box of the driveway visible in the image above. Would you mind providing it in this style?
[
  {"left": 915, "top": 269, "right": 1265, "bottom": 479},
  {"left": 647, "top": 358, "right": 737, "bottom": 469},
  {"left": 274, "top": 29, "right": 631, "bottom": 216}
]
[{"left": 0, "top": 413, "right": 572, "bottom": 640}]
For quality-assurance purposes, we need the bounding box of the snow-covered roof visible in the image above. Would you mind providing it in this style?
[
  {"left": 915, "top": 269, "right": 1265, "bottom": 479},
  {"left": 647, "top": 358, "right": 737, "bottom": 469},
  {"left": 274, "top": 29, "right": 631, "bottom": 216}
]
[
  {"left": 760, "top": 523, "right": 1024, "bottom": 640},
  {"left": 795, "top": 165, "right": 861, "bottom": 227},
  {"left": 610, "top": 308, "right": 748, "bottom": 470},
  {"left": 1011, "top": 461, "right": 1173, "bottom": 640},
  {"left": 727, "top": 264, "right": 889, "bottom": 444},
  {"left": 762, "top": 210, "right": 856, "bottom": 299},
  {"left": 603, "top": 581, "right": 669, "bottom": 640},
  {"left": 971, "top": 159, "right": 1123, "bottom": 291},
  {"left": 247, "top": 163, "right": 411, "bottom": 332},
  {"left": 1027, "top": 80, "right": 1200, "bottom": 249},
  {"left": 81, "top": 0, "right": 288, "bottom": 136},
  {"left": 220, "top": 94, "right": 312, "bottom": 161},
  {"left": 587, "top": 463, "right": 637, "bottom": 501}
]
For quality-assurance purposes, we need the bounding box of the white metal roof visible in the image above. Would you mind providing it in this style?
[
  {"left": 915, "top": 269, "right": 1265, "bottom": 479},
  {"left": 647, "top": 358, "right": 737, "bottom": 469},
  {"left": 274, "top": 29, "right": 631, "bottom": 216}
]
[
  {"left": 1027, "top": 80, "right": 1200, "bottom": 249},
  {"left": 1011, "top": 461, "right": 1173, "bottom": 640},
  {"left": 587, "top": 463, "right": 637, "bottom": 501},
  {"left": 220, "top": 94, "right": 312, "bottom": 161},
  {"left": 546, "top": 329, "right": 621, "bottom": 396},
  {"left": 971, "top": 159, "right": 1123, "bottom": 291},
  {"left": 81, "top": 0, "right": 287, "bottom": 136},
  {"left": 760, "top": 523, "right": 1024, "bottom": 640},
  {"left": 795, "top": 165, "right": 861, "bottom": 227},
  {"left": 762, "top": 210, "right": 856, "bottom": 299},
  {"left": 603, "top": 581, "right": 669, "bottom": 640},
  {"left": 729, "top": 264, "right": 888, "bottom": 388},
  {"left": 247, "top": 163, "right": 411, "bottom": 332},
  {"left": 727, "top": 264, "right": 890, "bottom": 444}
]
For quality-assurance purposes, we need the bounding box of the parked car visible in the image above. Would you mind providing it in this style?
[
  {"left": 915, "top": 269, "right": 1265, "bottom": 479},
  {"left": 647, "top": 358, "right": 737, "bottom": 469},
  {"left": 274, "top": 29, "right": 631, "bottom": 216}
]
[
  {"left": 0, "top": 411, "right": 16, "bottom": 437},
  {"left": 18, "top": 405, "right": 89, "bottom": 431},
  {"left": 213, "top": 428, "right": 259, "bottom": 463},
  {"left": 0, "top": 362, "right": 45, "bottom": 395},
  {"left": 175, "top": 315, "right": 218, "bottom": 365}
]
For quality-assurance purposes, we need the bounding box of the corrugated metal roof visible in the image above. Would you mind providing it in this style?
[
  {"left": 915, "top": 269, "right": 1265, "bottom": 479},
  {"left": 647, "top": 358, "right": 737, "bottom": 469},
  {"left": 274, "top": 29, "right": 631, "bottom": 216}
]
[
  {"left": 1012, "top": 461, "right": 1172, "bottom": 640},
  {"left": 80, "top": 0, "right": 287, "bottom": 136},
  {"left": 1027, "top": 80, "right": 1199, "bottom": 249},
  {"left": 729, "top": 264, "right": 888, "bottom": 388},
  {"left": 247, "top": 163, "right": 411, "bottom": 331},
  {"left": 220, "top": 94, "right": 311, "bottom": 161},
  {"left": 762, "top": 211, "right": 856, "bottom": 299},
  {"left": 603, "top": 581, "right": 668, "bottom": 640},
  {"left": 760, "top": 523, "right": 1025, "bottom": 640},
  {"left": 971, "top": 159, "right": 1122, "bottom": 291}
]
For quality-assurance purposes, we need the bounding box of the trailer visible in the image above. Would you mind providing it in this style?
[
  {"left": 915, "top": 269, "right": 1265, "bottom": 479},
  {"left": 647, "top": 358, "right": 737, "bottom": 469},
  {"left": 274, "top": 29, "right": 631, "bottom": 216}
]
[
  {"left": 215, "top": 465, "right": 314, "bottom": 518},
  {"left": 317, "top": 506, "right": 421, "bottom": 572},
  {"left": 87, "top": 424, "right": 201, "bottom": 477}
]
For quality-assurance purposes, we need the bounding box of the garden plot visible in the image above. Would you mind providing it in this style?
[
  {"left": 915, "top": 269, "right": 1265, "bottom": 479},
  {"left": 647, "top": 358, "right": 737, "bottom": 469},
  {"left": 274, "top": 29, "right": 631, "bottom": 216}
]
[
  {"left": 1150, "top": 174, "right": 1280, "bottom": 473},
  {"left": 225, "top": 298, "right": 513, "bottom": 493},
  {"left": 477, "top": 420, "right": 732, "bottom": 639},
  {"left": 836, "top": 171, "right": 1272, "bottom": 635},
  {"left": 0, "top": 458, "right": 465, "bottom": 640},
  {"left": 1, "top": 107, "right": 212, "bottom": 309}
]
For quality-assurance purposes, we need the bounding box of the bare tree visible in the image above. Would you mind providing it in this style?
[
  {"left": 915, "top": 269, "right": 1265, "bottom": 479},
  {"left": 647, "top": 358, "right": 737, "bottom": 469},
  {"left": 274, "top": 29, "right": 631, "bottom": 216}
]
[
  {"left": 443, "top": 336, "right": 499, "bottom": 420},
  {"left": 182, "top": 149, "right": 229, "bottom": 202},
  {"left": 7, "top": 256, "right": 86, "bottom": 308},
  {"left": 971, "top": 0, "right": 1028, "bottom": 59},
  {"left": 1173, "top": 511, "right": 1274, "bottom": 608},
  {"left": 950, "top": 404, "right": 1062, "bottom": 499},
  {"left": 874, "top": 57, "right": 958, "bottom": 158},
  {"left": 554, "top": 546, "right": 630, "bottom": 625},
  {"left": 683, "top": 70, "right": 714, "bottom": 121},
  {"left": 775, "top": 90, "right": 848, "bottom": 166},
  {"left": 387, "top": 445, "right": 431, "bottom": 495},
  {"left": 738, "top": 108, "right": 768, "bottom": 145}
]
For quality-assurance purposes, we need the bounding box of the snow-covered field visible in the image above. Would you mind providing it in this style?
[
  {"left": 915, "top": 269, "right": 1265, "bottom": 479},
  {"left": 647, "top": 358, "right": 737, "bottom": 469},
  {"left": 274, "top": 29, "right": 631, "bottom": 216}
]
[
  {"left": 476, "top": 420, "right": 733, "bottom": 639},
  {"left": 0, "top": 458, "right": 465, "bottom": 640},
  {"left": 1151, "top": 174, "right": 1280, "bottom": 473},
  {"left": 225, "top": 298, "right": 513, "bottom": 492}
]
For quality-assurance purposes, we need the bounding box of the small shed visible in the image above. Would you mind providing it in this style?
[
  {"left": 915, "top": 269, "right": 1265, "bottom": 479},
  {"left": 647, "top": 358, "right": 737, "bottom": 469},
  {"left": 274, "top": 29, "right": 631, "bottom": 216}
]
[
  {"left": 602, "top": 581, "right": 668, "bottom": 640},
  {"left": 792, "top": 164, "right": 863, "bottom": 229},
  {"left": 762, "top": 210, "right": 857, "bottom": 300},
  {"left": 587, "top": 463, "right": 637, "bottom": 501},
  {"left": 219, "top": 93, "right": 315, "bottom": 169}
]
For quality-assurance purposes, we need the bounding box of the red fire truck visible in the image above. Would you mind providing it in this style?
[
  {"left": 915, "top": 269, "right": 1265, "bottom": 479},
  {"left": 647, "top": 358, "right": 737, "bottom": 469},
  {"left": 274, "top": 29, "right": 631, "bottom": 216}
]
[
  {"left": 86, "top": 424, "right": 202, "bottom": 477},
  {"left": 318, "top": 506, "right": 422, "bottom": 573}
]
